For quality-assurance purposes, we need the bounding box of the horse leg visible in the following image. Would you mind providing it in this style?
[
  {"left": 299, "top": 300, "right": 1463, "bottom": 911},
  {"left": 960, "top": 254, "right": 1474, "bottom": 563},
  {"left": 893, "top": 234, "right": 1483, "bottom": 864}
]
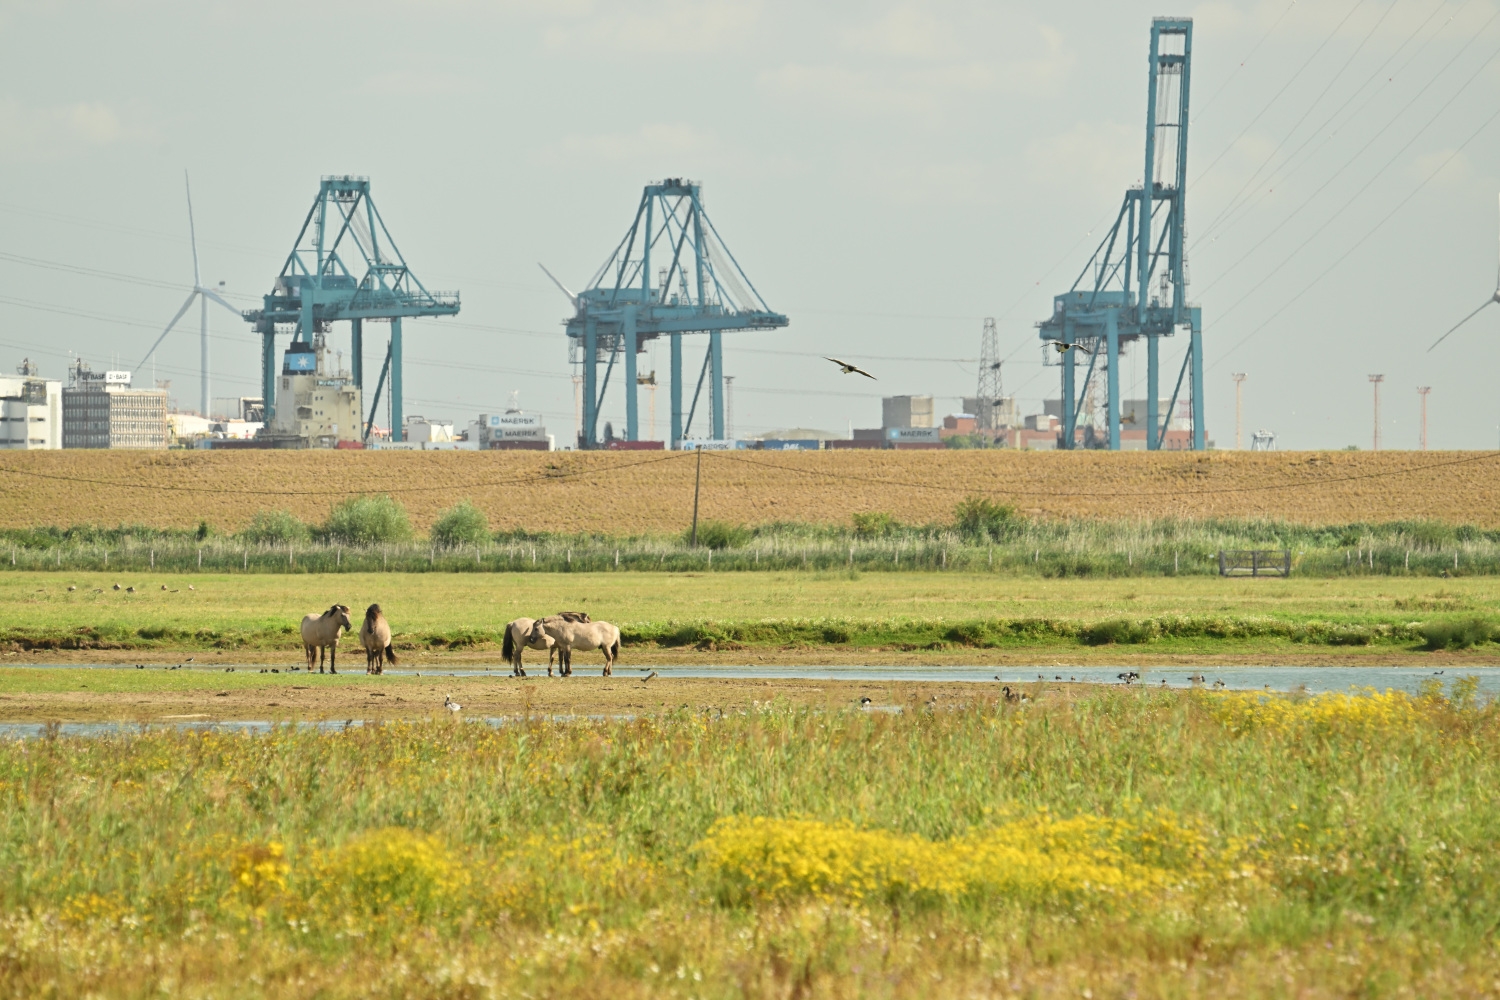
[{"left": 329, "top": 645, "right": 337, "bottom": 674}]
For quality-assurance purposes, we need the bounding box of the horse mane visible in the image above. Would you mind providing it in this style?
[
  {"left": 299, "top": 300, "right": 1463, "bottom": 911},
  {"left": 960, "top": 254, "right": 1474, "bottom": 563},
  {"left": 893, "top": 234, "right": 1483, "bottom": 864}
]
[
  {"left": 557, "top": 611, "right": 591, "bottom": 623},
  {"left": 365, "top": 603, "right": 382, "bottom": 623}
]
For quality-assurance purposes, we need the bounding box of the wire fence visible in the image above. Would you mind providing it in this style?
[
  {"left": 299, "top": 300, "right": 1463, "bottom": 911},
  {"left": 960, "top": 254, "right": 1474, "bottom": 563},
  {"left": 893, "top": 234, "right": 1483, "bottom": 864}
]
[{"left": 0, "top": 532, "right": 1493, "bottom": 577}]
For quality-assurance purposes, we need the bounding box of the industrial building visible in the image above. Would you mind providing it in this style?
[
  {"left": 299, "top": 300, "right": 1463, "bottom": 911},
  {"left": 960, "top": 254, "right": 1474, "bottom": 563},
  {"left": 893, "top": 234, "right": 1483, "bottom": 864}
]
[
  {"left": 467, "top": 411, "right": 551, "bottom": 450},
  {"left": 260, "top": 336, "right": 363, "bottom": 448},
  {"left": 61, "top": 361, "right": 167, "bottom": 450},
  {"left": 0, "top": 359, "right": 61, "bottom": 450}
]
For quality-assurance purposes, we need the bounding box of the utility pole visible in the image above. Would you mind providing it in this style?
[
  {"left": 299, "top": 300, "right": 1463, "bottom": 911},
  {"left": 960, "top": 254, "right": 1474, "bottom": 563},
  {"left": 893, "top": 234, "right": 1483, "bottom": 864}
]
[
  {"left": 1369, "top": 375, "right": 1384, "bottom": 452},
  {"left": 690, "top": 447, "right": 703, "bottom": 546},
  {"left": 1417, "top": 386, "right": 1431, "bottom": 451},
  {"left": 1231, "top": 373, "right": 1247, "bottom": 449},
  {"left": 723, "top": 375, "right": 735, "bottom": 442}
]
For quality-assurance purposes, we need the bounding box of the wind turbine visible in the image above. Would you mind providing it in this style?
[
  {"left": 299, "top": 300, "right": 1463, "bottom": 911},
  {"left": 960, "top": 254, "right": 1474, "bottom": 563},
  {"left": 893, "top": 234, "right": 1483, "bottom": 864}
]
[
  {"left": 134, "top": 171, "right": 240, "bottom": 414},
  {"left": 1430, "top": 193, "right": 1500, "bottom": 352}
]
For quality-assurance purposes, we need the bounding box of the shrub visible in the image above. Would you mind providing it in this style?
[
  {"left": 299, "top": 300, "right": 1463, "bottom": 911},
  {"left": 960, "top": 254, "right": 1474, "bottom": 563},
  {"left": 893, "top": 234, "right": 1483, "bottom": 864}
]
[
  {"left": 240, "top": 509, "right": 309, "bottom": 544},
  {"left": 954, "top": 495, "right": 1020, "bottom": 541},
  {"left": 431, "top": 500, "right": 489, "bottom": 547},
  {"left": 851, "top": 511, "right": 901, "bottom": 538},
  {"left": 324, "top": 495, "right": 413, "bottom": 546},
  {"left": 195, "top": 519, "right": 212, "bottom": 541},
  {"left": 1419, "top": 618, "right": 1495, "bottom": 651},
  {"left": 1081, "top": 618, "right": 1153, "bottom": 646},
  {"left": 687, "top": 520, "right": 748, "bottom": 550},
  {"left": 1327, "top": 627, "right": 1374, "bottom": 646}
]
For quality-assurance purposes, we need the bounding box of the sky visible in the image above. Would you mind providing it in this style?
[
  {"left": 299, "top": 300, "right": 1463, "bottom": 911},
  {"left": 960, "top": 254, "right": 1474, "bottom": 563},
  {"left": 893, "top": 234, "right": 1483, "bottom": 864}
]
[{"left": 2, "top": 0, "right": 1499, "bottom": 450}]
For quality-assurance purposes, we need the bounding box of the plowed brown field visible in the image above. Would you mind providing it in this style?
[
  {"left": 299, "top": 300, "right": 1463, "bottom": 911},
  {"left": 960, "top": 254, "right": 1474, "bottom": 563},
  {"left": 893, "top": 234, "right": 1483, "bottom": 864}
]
[{"left": 0, "top": 448, "right": 1496, "bottom": 532}]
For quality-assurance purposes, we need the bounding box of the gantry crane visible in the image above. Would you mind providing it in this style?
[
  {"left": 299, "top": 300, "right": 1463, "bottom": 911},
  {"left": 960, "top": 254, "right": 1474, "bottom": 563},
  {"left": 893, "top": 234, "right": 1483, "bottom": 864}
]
[
  {"left": 550, "top": 178, "right": 787, "bottom": 448},
  {"left": 243, "top": 176, "right": 459, "bottom": 442},
  {"left": 1037, "top": 18, "right": 1204, "bottom": 450}
]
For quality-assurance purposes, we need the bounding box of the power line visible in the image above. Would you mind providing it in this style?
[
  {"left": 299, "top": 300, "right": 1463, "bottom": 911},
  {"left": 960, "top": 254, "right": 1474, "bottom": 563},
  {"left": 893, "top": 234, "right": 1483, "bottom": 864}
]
[
  {"left": 706, "top": 447, "right": 1500, "bottom": 498},
  {"left": 1210, "top": 99, "right": 1500, "bottom": 367},
  {"left": 1198, "top": 5, "right": 1500, "bottom": 307},
  {"left": 0, "top": 449, "right": 696, "bottom": 496}
]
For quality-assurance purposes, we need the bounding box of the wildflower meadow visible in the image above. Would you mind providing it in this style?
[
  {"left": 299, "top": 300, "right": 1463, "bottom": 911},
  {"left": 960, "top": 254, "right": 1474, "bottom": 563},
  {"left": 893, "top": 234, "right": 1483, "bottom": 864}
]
[{"left": 1, "top": 683, "right": 1497, "bottom": 996}]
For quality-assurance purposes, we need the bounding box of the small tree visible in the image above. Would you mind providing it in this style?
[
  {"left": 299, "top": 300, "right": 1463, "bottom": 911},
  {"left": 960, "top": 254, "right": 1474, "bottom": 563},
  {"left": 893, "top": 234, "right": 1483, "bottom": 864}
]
[
  {"left": 954, "top": 495, "right": 1020, "bottom": 541},
  {"left": 431, "top": 500, "right": 489, "bottom": 547},
  {"left": 241, "top": 509, "right": 310, "bottom": 544},
  {"left": 324, "top": 495, "right": 412, "bottom": 546}
]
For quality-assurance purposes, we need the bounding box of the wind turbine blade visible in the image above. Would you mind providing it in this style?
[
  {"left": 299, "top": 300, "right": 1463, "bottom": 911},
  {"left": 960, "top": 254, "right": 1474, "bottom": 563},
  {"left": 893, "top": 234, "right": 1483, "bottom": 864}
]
[
  {"left": 1428, "top": 299, "right": 1496, "bottom": 352},
  {"left": 135, "top": 290, "right": 198, "bottom": 370},
  {"left": 537, "top": 262, "right": 578, "bottom": 306},
  {"left": 200, "top": 287, "right": 240, "bottom": 316},
  {"left": 1494, "top": 191, "right": 1499, "bottom": 291},
  {"left": 185, "top": 170, "right": 200, "bottom": 286}
]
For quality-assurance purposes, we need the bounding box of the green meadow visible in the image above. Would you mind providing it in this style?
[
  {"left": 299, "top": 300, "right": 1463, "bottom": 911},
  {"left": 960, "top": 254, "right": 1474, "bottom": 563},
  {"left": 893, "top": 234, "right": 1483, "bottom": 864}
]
[{"left": 2, "top": 571, "right": 1499, "bottom": 657}]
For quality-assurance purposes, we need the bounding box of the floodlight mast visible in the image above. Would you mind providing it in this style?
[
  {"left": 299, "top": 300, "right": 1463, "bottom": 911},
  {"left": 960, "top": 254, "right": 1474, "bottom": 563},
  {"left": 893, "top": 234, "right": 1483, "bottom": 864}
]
[
  {"left": 1037, "top": 18, "right": 1204, "bottom": 451},
  {"left": 560, "top": 178, "right": 787, "bottom": 448}
]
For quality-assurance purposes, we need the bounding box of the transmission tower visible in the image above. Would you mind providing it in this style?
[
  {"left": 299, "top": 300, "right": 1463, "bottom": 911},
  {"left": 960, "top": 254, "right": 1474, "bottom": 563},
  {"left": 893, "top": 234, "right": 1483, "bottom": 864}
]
[
  {"left": 1417, "top": 386, "right": 1431, "bottom": 451},
  {"left": 976, "top": 317, "right": 1001, "bottom": 440},
  {"left": 1369, "top": 375, "right": 1384, "bottom": 451}
]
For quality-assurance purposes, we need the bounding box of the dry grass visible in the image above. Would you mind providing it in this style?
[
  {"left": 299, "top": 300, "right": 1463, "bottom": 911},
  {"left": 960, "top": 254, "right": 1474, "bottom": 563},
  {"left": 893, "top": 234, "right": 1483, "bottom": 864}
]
[{"left": 1, "top": 448, "right": 1498, "bottom": 533}]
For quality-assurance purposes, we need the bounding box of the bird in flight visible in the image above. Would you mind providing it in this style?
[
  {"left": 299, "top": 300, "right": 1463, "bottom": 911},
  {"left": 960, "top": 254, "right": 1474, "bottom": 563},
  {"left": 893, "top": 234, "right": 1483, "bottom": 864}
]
[
  {"left": 1052, "top": 342, "right": 1092, "bottom": 356},
  {"left": 826, "top": 357, "right": 877, "bottom": 379}
]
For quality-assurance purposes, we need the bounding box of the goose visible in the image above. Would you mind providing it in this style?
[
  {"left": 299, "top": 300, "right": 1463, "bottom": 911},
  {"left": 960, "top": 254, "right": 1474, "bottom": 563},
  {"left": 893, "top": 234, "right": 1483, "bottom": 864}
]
[
  {"left": 125, "top": 586, "right": 135, "bottom": 593},
  {"left": 825, "top": 357, "right": 877, "bottom": 380},
  {"left": 859, "top": 696, "right": 872, "bottom": 708},
  {"left": 112, "top": 584, "right": 121, "bottom": 591},
  {"left": 67, "top": 585, "right": 76, "bottom": 592},
  {"left": 444, "top": 695, "right": 461, "bottom": 715},
  {"left": 1001, "top": 686, "right": 1020, "bottom": 704}
]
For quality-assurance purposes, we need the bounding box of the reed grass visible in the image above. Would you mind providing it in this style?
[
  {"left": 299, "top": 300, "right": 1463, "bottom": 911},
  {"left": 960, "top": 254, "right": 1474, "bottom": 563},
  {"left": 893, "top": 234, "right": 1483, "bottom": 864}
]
[
  {"left": 1, "top": 684, "right": 1496, "bottom": 996},
  {"left": 0, "top": 515, "right": 1496, "bottom": 577}
]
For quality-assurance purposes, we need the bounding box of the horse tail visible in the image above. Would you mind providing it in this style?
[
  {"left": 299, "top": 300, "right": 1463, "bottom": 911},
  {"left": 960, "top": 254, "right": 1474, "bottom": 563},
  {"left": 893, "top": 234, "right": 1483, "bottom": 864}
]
[
  {"left": 502, "top": 629, "right": 514, "bottom": 661},
  {"left": 610, "top": 637, "right": 621, "bottom": 663},
  {"left": 384, "top": 644, "right": 397, "bottom": 665}
]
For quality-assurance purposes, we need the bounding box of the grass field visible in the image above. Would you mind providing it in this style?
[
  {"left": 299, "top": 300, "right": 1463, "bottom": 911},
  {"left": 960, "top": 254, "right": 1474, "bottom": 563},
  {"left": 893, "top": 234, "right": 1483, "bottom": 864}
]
[
  {"left": 4, "top": 448, "right": 1500, "bottom": 533},
  {"left": 1, "top": 686, "right": 1496, "bottom": 996},
  {"left": 2, "top": 571, "right": 1499, "bottom": 662}
]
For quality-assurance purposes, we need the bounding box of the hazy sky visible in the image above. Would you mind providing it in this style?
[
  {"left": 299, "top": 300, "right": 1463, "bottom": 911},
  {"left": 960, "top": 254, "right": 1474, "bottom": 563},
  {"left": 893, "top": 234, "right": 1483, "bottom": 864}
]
[{"left": 3, "top": 0, "right": 1499, "bottom": 450}]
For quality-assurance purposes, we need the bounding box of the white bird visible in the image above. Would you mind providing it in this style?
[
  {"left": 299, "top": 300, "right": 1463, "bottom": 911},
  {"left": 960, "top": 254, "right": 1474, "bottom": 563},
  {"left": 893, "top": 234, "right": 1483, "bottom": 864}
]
[
  {"left": 444, "top": 695, "right": 461, "bottom": 715},
  {"left": 825, "top": 357, "right": 877, "bottom": 379},
  {"left": 1052, "top": 342, "right": 1093, "bottom": 356}
]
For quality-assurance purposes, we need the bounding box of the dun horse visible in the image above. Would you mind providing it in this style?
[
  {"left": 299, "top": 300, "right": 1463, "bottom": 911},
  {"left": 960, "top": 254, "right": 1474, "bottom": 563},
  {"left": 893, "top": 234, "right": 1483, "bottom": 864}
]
[
  {"left": 502, "top": 612, "right": 590, "bottom": 677},
  {"left": 359, "top": 604, "right": 397, "bottom": 674},
  {"left": 300, "top": 604, "right": 353, "bottom": 673},
  {"left": 530, "top": 615, "right": 620, "bottom": 676}
]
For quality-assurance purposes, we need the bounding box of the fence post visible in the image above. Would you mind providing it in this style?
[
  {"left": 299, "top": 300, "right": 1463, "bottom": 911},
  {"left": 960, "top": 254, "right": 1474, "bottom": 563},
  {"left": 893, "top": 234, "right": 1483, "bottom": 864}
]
[
  {"left": 104, "top": 550, "right": 108, "bottom": 568},
  {"left": 151, "top": 549, "right": 155, "bottom": 570},
  {"left": 942, "top": 548, "right": 947, "bottom": 568},
  {"left": 1174, "top": 550, "right": 1178, "bottom": 573},
  {"left": 1405, "top": 549, "right": 1409, "bottom": 570},
  {"left": 197, "top": 548, "right": 202, "bottom": 569},
  {"left": 1455, "top": 550, "right": 1459, "bottom": 570},
  {"left": 615, "top": 549, "right": 620, "bottom": 569},
  {"left": 849, "top": 546, "right": 853, "bottom": 567},
  {"left": 56, "top": 548, "right": 61, "bottom": 568},
  {"left": 337, "top": 548, "right": 341, "bottom": 568},
  {"left": 384, "top": 549, "right": 388, "bottom": 571}
]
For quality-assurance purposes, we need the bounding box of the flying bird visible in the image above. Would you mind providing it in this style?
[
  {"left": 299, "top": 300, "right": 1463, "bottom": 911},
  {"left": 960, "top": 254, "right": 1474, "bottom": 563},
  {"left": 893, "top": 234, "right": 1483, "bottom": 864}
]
[
  {"left": 1052, "top": 342, "right": 1093, "bottom": 356},
  {"left": 825, "top": 357, "right": 877, "bottom": 379}
]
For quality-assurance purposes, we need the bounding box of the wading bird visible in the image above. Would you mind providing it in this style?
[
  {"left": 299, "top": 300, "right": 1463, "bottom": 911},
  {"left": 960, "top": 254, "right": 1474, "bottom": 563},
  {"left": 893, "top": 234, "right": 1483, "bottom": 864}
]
[{"left": 825, "top": 357, "right": 877, "bottom": 379}]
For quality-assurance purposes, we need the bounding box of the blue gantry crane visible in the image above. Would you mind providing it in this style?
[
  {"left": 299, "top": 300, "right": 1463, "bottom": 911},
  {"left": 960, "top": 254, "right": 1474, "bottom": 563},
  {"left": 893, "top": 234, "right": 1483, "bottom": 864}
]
[
  {"left": 243, "top": 176, "right": 460, "bottom": 442},
  {"left": 551, "top": 178, "right": 787, "bottom": 448},
  {"left": 1037, "top": 18, "right": 1204, "bottom": 451}
]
